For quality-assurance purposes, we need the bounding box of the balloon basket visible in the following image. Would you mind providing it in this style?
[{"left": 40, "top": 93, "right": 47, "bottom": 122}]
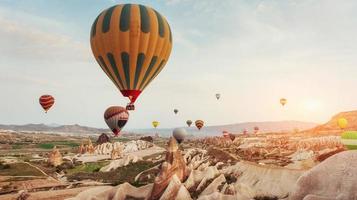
[{"left": 126, "top": 104, "right": 135, "bottom": 110}]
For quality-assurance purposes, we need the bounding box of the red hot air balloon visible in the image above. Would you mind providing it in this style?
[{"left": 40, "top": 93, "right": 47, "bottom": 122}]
[
  {"left": 104, "top": 106, "right": 129, "bottom": 136},
  {"left": 222, "top": 130, "right": 230, "bottom": 139},
  {"left": 39, "top": 95, "right": 55, "bottom": 113},
  {"left": 195, "top": 120, "right": 204, "bottom": 130}
]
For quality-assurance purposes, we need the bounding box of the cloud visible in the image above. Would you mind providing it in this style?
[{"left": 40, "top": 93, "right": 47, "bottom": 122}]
[{"left": 0, "top": 10, "right": 90, "bottom": 64}]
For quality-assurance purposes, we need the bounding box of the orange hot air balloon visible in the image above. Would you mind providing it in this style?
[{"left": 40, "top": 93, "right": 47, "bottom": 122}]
[
  {"left": 39, "top": 95, "right": 55, "bottom": 113},
  {"left": 104, "top": 106, "right": 129, "bottom": 136},
  {"left": 195, "top": 120, "right": 204, "bottom": 130},
  {"left": 90, "top": 4, "right": 173, "bottom": 110},
  {"left": 280, "top": 98, "right": 287, "bottom": 106}
]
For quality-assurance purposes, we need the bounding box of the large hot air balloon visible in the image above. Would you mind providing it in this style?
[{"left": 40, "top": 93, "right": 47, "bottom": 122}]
[
  {"left": 104, "top": 106, "right": 129, "bottom": 136},
  {"left": 173, "top": 128, "right": 187, "bottom": 144},
  {"left": 195, "top": 120, "right": 204, "bottom": 130},
  {"left": 280, "top": 98, "right": 287, "bottom": 106},
  {"left": 39, "top": 95, "right": 55, "bottom": 113},
  {"left": 341, "top": 131, "right": 357, "bottom": 150},
  {"left": 174, "top": 109, "right": 178, "bottom": 114},
  {"left": 152, "top": 121, "right": 159, "bottom": 128},
  {"left": 186, "top": 120, "right": 192, "bottom": 127},
  {"left": 216, "top": 93, "right": 220, "bottom": 100},
  {"left": 338, "top": 118, "right": 348, "bottom": 129},
  {"left": 90, "top": 4, "right": 173, "bottom": 110}
]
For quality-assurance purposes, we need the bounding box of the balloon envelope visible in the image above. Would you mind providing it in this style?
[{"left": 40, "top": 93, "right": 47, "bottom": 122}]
[
  {"left": 280, "top": 98, "right": 287, "bottom": 106},
  {"left": 216, "top": 93, "right": 220, "bottom": 100},
  {"left": 90, "top": 4, "right": 173, "bottom": 110},
  {"left": 39, "top": 95, "right": 55, "bottom": 113},
  {"left": 173, "top": 128, "right": 187, "bottom": 144},
  {"left": 195, "top": 120, "right": 204, "bottom": 130},
  {"left": 152, "top": 121, "right": 159, "bottom": 128},
  {"left": 174, "top": 109, "right": 178, "bottom": 114},
  {"left": 186, "top": 120, "right": 192, "bottom": 127},
  {"left": 104, "top": 106, "right": 129, "bottom": 136},
  {"left": 338, "top": 118, "right": 348, "bottom": 129}
]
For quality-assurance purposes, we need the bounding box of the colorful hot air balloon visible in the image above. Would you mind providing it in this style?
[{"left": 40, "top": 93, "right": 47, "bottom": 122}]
[
  {"left": 186, "top": 120, "right": 192, "bottom": 127},
  {"left": 222, "top": 130, "right": 229, "bottom": 138},
  {"left": 39, "top": 95, "right": 55, "bottom": 113},
  {"left": 174, "top": 109, "right": 178, "bottom": 114},
  {"left": 152, "top": 121, "right": 159, "bottom": 128},
  {"left": 338, "top": 118, "right": 348, "bottom": 129},
  {"left": 104, "top": 106, "right": 129, "bottom": 136},
  {"left": 216, "top": 93, "right": 220, "bottom": 100},
  {"left": 254, "top": 126, "right": 259, "bottom": 134},
  {"left": 280, "top": 98, "right": 287, "bottom": 106},
  {"left": 90, "top": 4, "right": 173, "bottom": 110},
  {"left": 341, "top": 131, "right": 357, "bottom": 150},
  {"left": 242, "top": 129, "right": 248, "bottom": 135},
  {"left": 195, "top": 120, "right": 204, "bottom": 130},
  {"left": 173, "top": 128, "right": 187, "bottom": 144}
]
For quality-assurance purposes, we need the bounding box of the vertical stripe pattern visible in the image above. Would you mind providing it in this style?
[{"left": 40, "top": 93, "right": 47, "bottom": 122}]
[{"left": 90, "top": 4, "right": 172, "bottom": 102}]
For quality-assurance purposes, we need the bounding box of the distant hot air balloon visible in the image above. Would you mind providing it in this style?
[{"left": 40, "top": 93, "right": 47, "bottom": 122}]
[
  {"left": 254, "top": 126, "right": 259, "bottom": 134},
  {"left": 341, "top": 131, "right": 357, "bottom": 150},
  {"left": 338, "top": 118, "right": 348, "bottom": 129},
  {"left": 39, "top": 95, "right": 55, "bottom": 113},
  {"left": 174, "top": 109, "right": 178, "bottom": 114},
  {"left": 229, "top": 134, "right": 236, "bottom": 141},
  {"left": 90, "top": 4, "right": 173, "bottom": 110},
  {"left": 222, "top": 130, "right": 229, "bottom": 138},
  {"left": 195, "top": 120, "right": 204, "bottom": 130},
  {"left": 216, "top": 93, "right": 221, "bottom": 100},
  {"left": 152, "top": 121, "right": 159, "bottom": 128},
  {"left": 242, "top": 129, "right": 248, "bottom": 135},
  {"left": 104, "top": 106, "right": 129, "bottom": 136},
  {"left": 173, "top": 128, "right": 187, "bottom": 144},
  {"left": 280, "top": 98, "right": 287, "bottom": 106},
  {"left": 186, "top": 120, "right": 192, "bottom": 127}
]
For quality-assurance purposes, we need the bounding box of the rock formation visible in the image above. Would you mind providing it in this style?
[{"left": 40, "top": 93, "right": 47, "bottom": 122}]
[
  {"left": 149, "top": 137, "right": 189, "bottom": 199},
  {"left": 96, "top": 133, "right": 110, "bottom": 145},
  {"left": 290, "top": 150, "right": 357, "bottom": 200},
  {"left": 140, "top": 136, "right": 154, "bottom": 143},
  {"left": 48, "top": 146, "right": 63, "bottom": 167}
]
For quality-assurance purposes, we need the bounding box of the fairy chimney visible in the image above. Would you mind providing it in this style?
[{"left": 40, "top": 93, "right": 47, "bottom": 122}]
[{"left": 48, "top": 146, "right": 63, "bottom": 167}]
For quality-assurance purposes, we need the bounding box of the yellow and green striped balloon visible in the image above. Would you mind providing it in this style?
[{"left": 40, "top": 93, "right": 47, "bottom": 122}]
[{"left": 90, "top": 4, "right": 173, "bottom": 110}]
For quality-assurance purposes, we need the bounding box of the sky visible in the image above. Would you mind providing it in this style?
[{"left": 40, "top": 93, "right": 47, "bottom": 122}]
[{"left": 1, "top": 0, "right": 357, "bottom": 129}]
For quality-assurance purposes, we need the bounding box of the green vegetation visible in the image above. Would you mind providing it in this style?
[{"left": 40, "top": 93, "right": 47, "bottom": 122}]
[
  {"left": 67, "top": 162, "right": 109, "bottom": 174},
  {"left": 112, "top": 137, "right": 131, "bottom": 142},
  {"left": 37, "top": 141, "right": 79, "bottom": 149},
  {"left": 11, "top": 144, "right": 23, "bottom": 149},
  {"left": 0, "top": 162, "right": 44, "bottom": 176},
  {"left": 341, "top": 131, "right": 357, "bottom": 139},
  {"left": 67, "top": 161, "right": 160, "bottom": 186}
]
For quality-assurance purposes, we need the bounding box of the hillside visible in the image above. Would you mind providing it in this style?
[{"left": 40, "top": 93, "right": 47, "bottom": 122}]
[{"left": 310, "top": 110, "right": 357, "bottom": 134}]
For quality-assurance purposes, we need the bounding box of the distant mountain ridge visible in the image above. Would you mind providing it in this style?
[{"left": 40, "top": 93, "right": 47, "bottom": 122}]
[
  {"left": 0, "top": 123, "right": 108, "bottom": 134},
  {"left": 131, "top": 120, "right": 318, "bottom": 137},
  {"left": 0, "top": 120, "right": 318, "bottom": 136}
]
